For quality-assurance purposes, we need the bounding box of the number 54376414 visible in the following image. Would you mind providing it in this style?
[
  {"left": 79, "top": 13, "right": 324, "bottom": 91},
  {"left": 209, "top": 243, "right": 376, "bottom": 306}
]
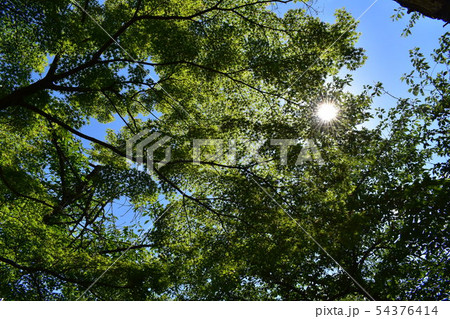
[{"left": 376, "top": 306, "right": 438, "bottom": 316}]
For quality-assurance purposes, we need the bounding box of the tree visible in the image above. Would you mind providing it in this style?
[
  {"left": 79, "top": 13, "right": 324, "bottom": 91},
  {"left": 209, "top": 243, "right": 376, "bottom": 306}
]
[
  {"left": 394, "top": 0, "right": 450, "bottom": 24},
  {"left": 0, "top": 0, "right": 448, "bottom": 300}
]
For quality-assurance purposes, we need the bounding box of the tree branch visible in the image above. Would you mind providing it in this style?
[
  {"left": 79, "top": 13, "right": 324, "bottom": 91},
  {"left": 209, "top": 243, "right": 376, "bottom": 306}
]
[{"left": 0, "top": 166, "right": 55, "bottom": 208}]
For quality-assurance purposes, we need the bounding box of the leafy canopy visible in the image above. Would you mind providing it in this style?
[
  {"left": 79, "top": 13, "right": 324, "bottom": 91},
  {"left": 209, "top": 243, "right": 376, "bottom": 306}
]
[{"left": 0, "top": 0, "right": 448, "bottom": 300}]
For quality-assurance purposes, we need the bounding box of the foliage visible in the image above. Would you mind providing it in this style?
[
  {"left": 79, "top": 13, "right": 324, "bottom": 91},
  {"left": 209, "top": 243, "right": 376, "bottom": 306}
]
[{"left": 0, "top": 0, "right": 448, "bottom": 300}]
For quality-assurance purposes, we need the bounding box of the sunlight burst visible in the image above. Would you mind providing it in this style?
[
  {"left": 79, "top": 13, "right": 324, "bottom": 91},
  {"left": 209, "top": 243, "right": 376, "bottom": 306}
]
[{"left": 317, "top": 102, "right": 339, "bottom": 122}]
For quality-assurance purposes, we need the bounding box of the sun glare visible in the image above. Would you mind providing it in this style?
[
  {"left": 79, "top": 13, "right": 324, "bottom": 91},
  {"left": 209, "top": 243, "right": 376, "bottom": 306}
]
[{"left": 317, "top": 102, "right": 339, "bottom": 122}]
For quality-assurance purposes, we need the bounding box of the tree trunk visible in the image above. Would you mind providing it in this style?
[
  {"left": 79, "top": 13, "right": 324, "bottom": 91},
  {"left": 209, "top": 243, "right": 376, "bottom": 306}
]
[{"left": 394, "top": 0, "right": 450, "bottom": 24}]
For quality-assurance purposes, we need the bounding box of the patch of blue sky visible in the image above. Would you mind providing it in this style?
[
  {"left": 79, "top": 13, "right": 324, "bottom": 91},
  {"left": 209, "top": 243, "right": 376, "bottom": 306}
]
[
  {"left": 275, "top": 1, "right": 447, "bottom": 174},
  {"left": 273, "top": 0, "right": 445, "bottom": 126}
]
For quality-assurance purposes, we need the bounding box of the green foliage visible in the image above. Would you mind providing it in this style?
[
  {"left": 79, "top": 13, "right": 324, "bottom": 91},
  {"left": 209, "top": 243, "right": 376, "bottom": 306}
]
[{"left": 0, "top": 0, "right": 448, "bottom": 300}]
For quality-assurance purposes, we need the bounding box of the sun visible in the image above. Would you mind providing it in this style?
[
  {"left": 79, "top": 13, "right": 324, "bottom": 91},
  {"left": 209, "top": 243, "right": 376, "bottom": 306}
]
[{"left": 317, "top": 102, "right": 339, "bottom": 122}]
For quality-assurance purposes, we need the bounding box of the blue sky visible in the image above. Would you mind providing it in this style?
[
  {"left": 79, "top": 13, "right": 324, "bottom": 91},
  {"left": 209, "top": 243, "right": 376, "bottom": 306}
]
[
  {"left": 77, "top": 0, "right": 447, "bottom": 227},
  {"left": 309, "top": 0, "right": 445, "bottom": 113}
]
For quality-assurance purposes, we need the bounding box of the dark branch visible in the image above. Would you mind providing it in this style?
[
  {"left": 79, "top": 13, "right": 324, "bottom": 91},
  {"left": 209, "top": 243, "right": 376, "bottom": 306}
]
[{"left": 0, "top": 166, "right": 55, "bottom": 208}]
